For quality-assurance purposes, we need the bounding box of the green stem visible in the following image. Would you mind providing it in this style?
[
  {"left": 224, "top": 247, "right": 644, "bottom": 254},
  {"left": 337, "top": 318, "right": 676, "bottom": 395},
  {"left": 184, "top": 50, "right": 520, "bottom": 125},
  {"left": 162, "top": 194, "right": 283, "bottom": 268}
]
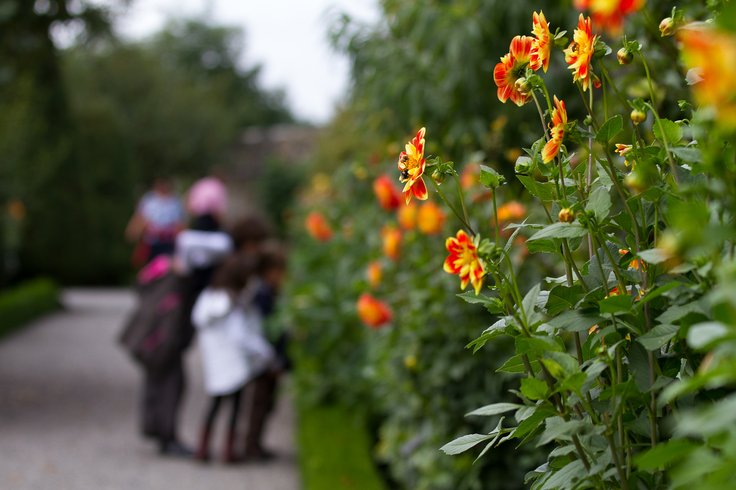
[{"left": 430, "top": 178, "right": 475, "bottom": 235}]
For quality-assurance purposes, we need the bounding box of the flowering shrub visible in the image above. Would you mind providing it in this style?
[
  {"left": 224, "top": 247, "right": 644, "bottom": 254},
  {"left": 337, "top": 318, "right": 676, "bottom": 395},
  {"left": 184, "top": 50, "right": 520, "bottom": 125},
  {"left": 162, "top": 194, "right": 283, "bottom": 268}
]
[{"left": 377, "top": 3, "right": 736, "bottom": 489}]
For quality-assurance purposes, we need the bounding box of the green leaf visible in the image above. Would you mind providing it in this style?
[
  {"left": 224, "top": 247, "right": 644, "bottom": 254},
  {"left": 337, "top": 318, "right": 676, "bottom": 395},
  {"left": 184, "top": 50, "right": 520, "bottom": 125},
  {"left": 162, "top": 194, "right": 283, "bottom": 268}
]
[
  {"left": 585, "top": 186, "right": 612, "bottom": 221},
  {"left": 671, "top": 147, "right": 701, "bottom": 163},
  {"left": 638, "top": 248, "right": 670, "bottom": 264},
  {"left": 598, "top": 294, "right": 633, "bottom": 314},
  {"left": 657, "top": 301, "right": 706, "bottom": 324},
  {"left": 440, "top": 433, "right": 492, "bottom": 455},
  {"left": 541, "top": 351, "right": 579, "bottom": 380},
  {"left": 466, "top": 402, "right": 522, "bottom": 417},
  {"left": 595, "top": 115, "right": 623, "bottom": 143},
  {"left": 529, "top": 222, "right": 588, "bottom": 241},
  {"left": 687, "top": 322, "right": 729, "bottom": 350},
  {"left": 541, "top": 460, "right": 586, "bottom": 490},
  {"left": 548, "top": 310, "right": 603, "bottom": 332},
  {"left": 516, "top": 335, "right": 563, "bottom": 355},
  {"left": 538, "top": 417, "right": 585, "bottom": 446},
  {"left": 520, "top": 377, "right": 549, "bottom": 401},
  {"left": 653, "top": 119, "right": 682, "bottom": 145},
  {"left": 479, "top": 165, "right": 504, "bottom": 188},
  {"left": 545, "top": 284, "right": 584, "bottom": 316},
  {"left": 637, "top": 324, "right": 679, "bottom": 351},
  {"left": 635, "top": 439, "right": 697, "bottom": 470},
  {"left": 522, "top": 283, "right": 541, "bottom": 320},
  {"left": 457, "top": 291, "right": 504, "bottom": 314},
  {"left": 511, "top": 406, "right": 555, "bottom": 441},
  {"left": 497, "top": 355, "right": 532, "bottom": 374},
  {"left": 517, "top": 175, "right": 557, "bottom": 201}
]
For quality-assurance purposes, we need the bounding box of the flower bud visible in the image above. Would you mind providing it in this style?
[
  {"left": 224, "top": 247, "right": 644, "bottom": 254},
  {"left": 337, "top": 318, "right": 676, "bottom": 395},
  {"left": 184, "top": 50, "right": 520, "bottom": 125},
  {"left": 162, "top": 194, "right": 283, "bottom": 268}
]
[
  {"left": 431, "top": 169, "right": 446, "bottom": 184},
  {"left": 630, "top": 109, "right": 646, "bottom": 125},
  {"left": 558, "top": 208, "right": 575, "bottom": 223},
  {"left": 514, "top": 77, "right": 531, "bottom": 95},
  {"left": 624, "top": 171, "right": 645, "bottom": 194},
  {"left": 659, "top": 17, "right": 674, "bottom": 37},
  {"left": 617, "top": 47, "right": 633, "bottom": 65},
  {"left": 514, "top": 157, "right": 533, "bottom": 175},
  {"left": 583, "top": 115, "right": 593, "bottom": 126}
]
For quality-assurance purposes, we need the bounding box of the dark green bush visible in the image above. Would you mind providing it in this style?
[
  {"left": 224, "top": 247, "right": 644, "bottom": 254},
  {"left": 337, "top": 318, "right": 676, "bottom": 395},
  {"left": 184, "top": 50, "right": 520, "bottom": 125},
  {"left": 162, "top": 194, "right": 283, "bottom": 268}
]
[{"left": 0, "top": 278, "right": 59, "bottom": 337}]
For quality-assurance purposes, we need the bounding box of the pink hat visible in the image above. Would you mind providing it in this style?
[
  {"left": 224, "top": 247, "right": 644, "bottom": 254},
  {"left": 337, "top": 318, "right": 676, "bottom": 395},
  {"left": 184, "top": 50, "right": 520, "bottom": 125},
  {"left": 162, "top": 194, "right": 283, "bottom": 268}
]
[{"left": 187, "top": 177, "right": 228, "bottom": 217}]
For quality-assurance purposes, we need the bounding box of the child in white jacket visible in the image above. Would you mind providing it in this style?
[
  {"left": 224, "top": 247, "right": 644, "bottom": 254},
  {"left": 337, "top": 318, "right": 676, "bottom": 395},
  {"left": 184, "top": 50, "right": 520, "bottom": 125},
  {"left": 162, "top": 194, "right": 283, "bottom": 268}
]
[{"left": 191, "top": 254, "right": 275, "bottom": 463}]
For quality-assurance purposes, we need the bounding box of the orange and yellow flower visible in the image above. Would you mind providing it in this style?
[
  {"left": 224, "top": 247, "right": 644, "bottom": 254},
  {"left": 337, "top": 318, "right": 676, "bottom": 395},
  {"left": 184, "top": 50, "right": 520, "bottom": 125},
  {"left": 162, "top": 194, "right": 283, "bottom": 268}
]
[
  {"left": 417, "top": 201, "right": 446, "bottom": 235},
  {"left": 574, "top": 0, "right": 644, "bottom": 35},
  {"left": 619, "top": 249, "right": 644, "bottom": 271},
  {"left": 397, "top": 202, "right": 418, "bottom": 230},
  {"left": 497, "top": 201, "right": 526, "bottom": 223},
  {"left": 443, "top": 230, "right": 485, "bottom": 295},
  {"left": 367, "top": 261, "right": 382, "bottom": 289},
  {"left": 382, "top": 225, "right": 402, "bottom": 261},
  {"left": 542, "top": 96, "right": 568, "bottom": 163},
  {"left": 398, "top": 127, "right": 429, "bottom": 204},
  {"left": 564, "top": 14, "right": 598, "bottom": 92},
  {"left": 531, "top": 11, "right": 552, "bottom": 72},
  {"left": 494, "top": 35, "right": 535, "bottom": 106},
  {"left": 615, "top": 143, "right": 632, "bottom": 156},
  {"left": 373, "top": 175, "right": 402, "bottom": 211},
  {"left": 305, "top": 211, "right": 333, "bottom": 241},
  {"left": 679, "top": 26, "right": 736, "bottom": 130},
  {"left": 357, "top": 293, "right": 392, "bottom": 329}
]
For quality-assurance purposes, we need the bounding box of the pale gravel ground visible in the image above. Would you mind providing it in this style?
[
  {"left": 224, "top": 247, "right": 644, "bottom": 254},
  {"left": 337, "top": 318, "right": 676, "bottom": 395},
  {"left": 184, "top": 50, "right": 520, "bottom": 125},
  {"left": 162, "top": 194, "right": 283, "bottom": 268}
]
[{"left": 0, "top": 289, "right": 299, "bottom": 490}]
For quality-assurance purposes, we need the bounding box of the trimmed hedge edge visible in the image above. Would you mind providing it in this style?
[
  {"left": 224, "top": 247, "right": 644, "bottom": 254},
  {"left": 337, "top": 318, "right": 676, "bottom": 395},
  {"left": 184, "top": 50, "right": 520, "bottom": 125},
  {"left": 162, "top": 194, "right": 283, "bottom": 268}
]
[
  {"left": 297, "top": 401, "right": 386, "bottom": 490},
  {"left": 0, "top": 278, "right": 60, "bottom": 338}
]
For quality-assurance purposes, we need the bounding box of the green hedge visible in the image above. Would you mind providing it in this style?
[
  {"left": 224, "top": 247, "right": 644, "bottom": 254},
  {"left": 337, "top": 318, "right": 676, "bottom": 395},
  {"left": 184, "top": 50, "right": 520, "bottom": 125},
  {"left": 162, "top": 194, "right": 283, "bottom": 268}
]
[
  {"left": 0, "top": 278, "right": 60, "bottom": 337},
  {"left": 298, "top": 402, "right": 385, "bottom": 490}
]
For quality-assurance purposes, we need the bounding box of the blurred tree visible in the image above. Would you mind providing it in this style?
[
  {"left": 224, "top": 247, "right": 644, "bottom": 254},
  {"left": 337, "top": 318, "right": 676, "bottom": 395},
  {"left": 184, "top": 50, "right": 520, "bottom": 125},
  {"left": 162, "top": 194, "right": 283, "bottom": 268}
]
[{"left": 0, "top": 6, "right": 294, "bottom": 284}]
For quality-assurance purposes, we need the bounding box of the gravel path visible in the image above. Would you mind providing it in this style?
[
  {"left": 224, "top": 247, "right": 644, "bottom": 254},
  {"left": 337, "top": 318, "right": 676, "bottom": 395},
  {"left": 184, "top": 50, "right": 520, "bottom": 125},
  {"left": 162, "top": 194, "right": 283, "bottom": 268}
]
[{"left": 0, "top": 289, "right": 299, "bottom": 490}]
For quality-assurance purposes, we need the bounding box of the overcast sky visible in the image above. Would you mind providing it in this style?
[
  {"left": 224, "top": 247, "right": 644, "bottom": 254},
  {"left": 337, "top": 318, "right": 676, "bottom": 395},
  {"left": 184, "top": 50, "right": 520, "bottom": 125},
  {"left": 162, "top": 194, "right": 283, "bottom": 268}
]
[{"left": 89, "top": 0, "right": 379, "bottom": 124}]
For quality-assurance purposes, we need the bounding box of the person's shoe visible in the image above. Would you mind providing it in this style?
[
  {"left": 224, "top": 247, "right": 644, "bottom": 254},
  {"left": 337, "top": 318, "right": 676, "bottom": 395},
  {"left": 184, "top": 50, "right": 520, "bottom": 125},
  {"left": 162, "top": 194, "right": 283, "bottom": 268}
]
[
  {"left": 195, "top": 428, "right": 212, "bottom": 463},
  {"left": 242, "top": 446, "right": 277, "bottom": 463},
  {"left": 160, "top": 440, "right": 194, "bottom": 458}
]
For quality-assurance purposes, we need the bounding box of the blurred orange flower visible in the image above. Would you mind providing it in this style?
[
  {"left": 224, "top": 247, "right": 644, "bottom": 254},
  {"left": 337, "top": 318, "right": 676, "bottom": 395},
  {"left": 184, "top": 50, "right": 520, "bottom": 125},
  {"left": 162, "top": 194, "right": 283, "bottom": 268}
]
[
  {"left": 382, "top": 225, "right": 402, "bottom": 261},
  {"left": 305, "top": 211, "right": 332, "bottom": 241},
  {"left": 542, "top": 96, "right": 568, "bottom": 163},
  {"left": 460, "top": 162, "right": 480, "bottom": 190},
  {"left": 417, "top": 201, "right": 446, "bottom": 235},
  {"left": 357, "top": 293, "right": 392, "bottom": 329},
  {"left": 679, "top": 26, "right": 736, "bottom": 129},
  {"left": 494, "top": 35, "right": 535, "bottom": 106},
  {"left": 565, "top": 14, "right": 598, "bottom": 92},
  {"left": 7, "top": 200, "right": 26, "bottom": 221},
  {"left": 367, "top": 261, "right": 382, "bottom": 289},
  {"left": 619, "top": 248, "right": 644, "bottom": 271},
  {"left": 398, "top": 127, "right": 429, "bottom": 204},
  {"left": 531, "top": 11, "right": 551, "bottom": 72},
  {"left": 574, "top": 0, "right": 644, "bottom": 35},
  {"left": 373, "top": 175, "right": 402, "bottom": 211},
  {"left": 497, "top": 201, "right": 526, "bottom": 223},
  {"left": 443, "top": 230, "right": 485, "bottom": 295},
  {"left": 397, "top": 203, "right": 418, "bottom": 230}
]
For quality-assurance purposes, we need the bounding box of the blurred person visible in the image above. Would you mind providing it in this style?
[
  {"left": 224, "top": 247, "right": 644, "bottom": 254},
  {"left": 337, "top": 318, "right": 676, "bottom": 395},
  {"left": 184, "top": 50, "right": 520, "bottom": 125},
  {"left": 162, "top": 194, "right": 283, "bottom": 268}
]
[
  {"left": 191, "top": 254, "right": 276, "bottom": 463},
  {"left": 126, "top": 177, "right": 185, "bottom": 267},
  {"left": 241, "top": 242, "right": 289, "bottom": 462}
]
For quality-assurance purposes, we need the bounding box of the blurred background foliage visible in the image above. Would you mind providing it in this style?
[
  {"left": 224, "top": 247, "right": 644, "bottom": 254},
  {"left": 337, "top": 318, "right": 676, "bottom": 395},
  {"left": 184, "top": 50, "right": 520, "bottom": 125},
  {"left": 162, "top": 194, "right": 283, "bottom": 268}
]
[{"left": 0, "top": 0, "right": 292, "bottom": 285}]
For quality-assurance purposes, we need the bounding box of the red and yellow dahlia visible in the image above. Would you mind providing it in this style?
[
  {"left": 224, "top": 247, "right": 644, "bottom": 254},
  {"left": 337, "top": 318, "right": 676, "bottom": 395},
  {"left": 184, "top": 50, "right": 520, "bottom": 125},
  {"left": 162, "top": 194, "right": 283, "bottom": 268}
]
[
  {"left": 357, "top": 293, "right": 392, "bottom": 329},
  {"left": 417, "top": 201, "right": 446, "bottom": 235},
  {"left": 679, "top": 26, "right": 736, "bottom": 129},
  {"left": 305, "top": 211, "right": 333, "bottom": 242},
  {"left": 382, "top": 225, "right": 402, "bottom": 261},
  {"left": 564, "top": 14, "right": 598, "bottom": 92},
  {"left": 398, "top": 127, "right": 429, "bottom": 204},
  {"left": 367, "top": 261, "right": 382, "bottom": 289},
  {"left": 574, "top": 0, "right": 644, "bottom": 35},
  {"left": 494, "top": 35, "right": 535, "bottom": 106},
  {"left": 542, "top": 96, "right": 568, "bottom": 163},
  {"left": 373, "top": 174, "right": 402, "bottom": 211},
  {"left": 443, "top": 230, "right": 485, "bottom": 295},
  {"left": 531, "top": 11, "right": 551, "bottom": 72}
]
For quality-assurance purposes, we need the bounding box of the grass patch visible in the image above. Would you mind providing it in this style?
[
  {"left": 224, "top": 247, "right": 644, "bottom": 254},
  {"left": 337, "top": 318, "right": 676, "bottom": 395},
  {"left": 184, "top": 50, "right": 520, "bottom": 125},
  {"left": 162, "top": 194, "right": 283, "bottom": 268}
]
[
  {"left": 298, "top": 402, "right": 386, "bottom": 490},
  {"left": 0, "top": 278, "right": 60, "bottom": 338}
]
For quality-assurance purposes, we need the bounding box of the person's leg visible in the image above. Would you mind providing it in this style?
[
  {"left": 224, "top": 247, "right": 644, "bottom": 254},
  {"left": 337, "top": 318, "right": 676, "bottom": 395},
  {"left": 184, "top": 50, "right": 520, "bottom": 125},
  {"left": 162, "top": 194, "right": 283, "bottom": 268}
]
[
  {"left": 243, "top": 372, "right": 277, "bottom": 460},
  {"left": 222, "top": 388, "right": 243, "bottom": 463},
  {"left": 196, "top": 395, "right": 223, "bottom": 462},
  {"left": 141, "top": 370, "right": 160, "bottom": 439},
  {"left": 157, "top": 359, "right": 191, "bottom": 456}
]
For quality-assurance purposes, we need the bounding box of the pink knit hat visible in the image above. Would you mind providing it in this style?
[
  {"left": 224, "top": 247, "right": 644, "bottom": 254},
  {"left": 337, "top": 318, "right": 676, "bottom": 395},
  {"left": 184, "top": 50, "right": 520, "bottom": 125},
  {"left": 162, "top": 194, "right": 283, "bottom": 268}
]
[{"left": 187, "top": 177, "right": 228, "bottom": 217}]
